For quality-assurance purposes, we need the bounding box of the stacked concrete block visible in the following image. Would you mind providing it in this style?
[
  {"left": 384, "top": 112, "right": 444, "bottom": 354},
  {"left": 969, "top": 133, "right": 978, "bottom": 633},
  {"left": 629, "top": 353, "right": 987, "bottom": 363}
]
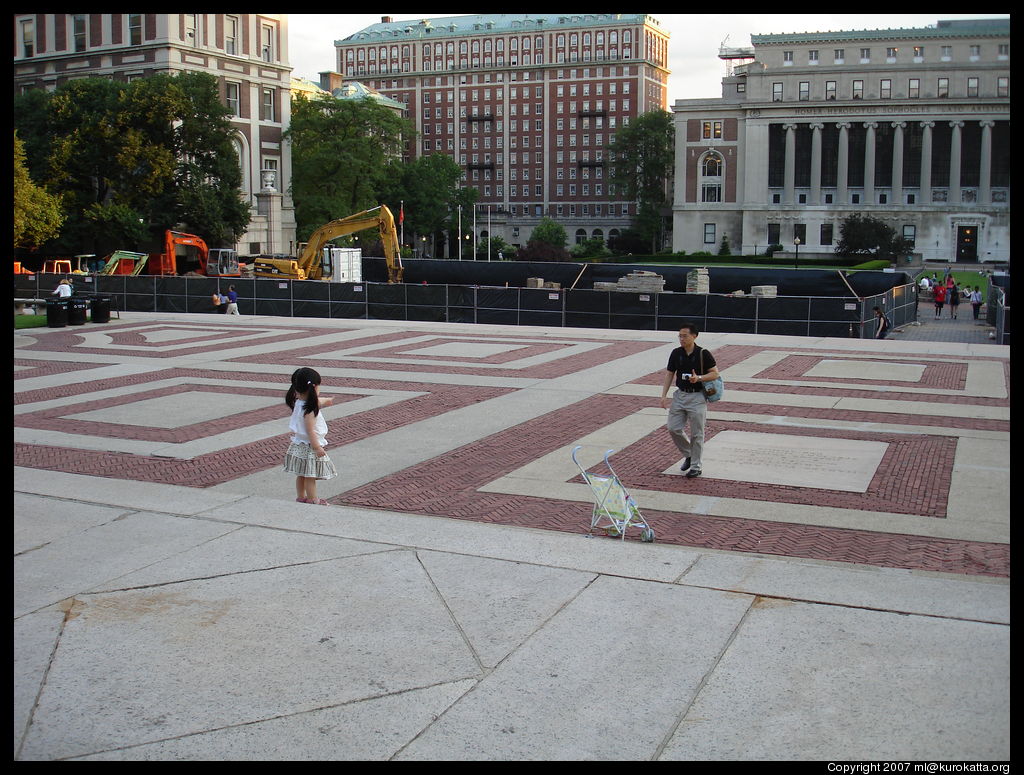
[
  {"left": 751, "top": 285, "right": 778, "bottom": 297},
  {"left": 614, "top": 271, "right": 666, "bottom": 293},
  {"left": 526, "top": 277, "right": 545, "bottom": 288},
  {"left": 686, "top": 268, "right": 710, "bottom": 294}
]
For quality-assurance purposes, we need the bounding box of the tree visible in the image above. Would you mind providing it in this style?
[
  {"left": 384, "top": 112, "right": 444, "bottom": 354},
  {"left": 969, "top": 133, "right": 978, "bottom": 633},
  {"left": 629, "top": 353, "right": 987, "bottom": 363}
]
[
  {"left": 14, "top": 131, "right": 64, "bottom": 250},
  {"left": 286, "top": 94, "right": 413, "bottom": 240},
  {"left": 835, "top": 214, "right": 914, "bottom": 260},
  {"left": 13, "top": 73, "right": 250, "bottom": 254},
  {"left": 517, "top": 218, "right": 571, "bottom": 262},
  {"left": 607, "top": 110, "right": 674, "bottom": 253},
  {"left": 529, "top": 217, "right": 568, "bottom": 249},
  {"left": 570, "top": 236, "right": 611, "bottom": 260},
  {"left": 380, "top": 153, "right": 464, "bottom": 252}
]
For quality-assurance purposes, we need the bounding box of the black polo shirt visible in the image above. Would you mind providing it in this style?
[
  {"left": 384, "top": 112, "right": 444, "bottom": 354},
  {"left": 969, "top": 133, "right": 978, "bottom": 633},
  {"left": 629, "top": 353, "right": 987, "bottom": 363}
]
[{"left": 666, "top": 344, "right": 716, "bottom": 392}]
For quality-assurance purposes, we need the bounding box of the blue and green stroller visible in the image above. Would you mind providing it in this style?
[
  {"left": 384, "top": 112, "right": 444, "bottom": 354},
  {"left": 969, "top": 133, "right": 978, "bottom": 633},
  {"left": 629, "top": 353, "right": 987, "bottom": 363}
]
[{"left": 572, "top": 446, "right": 655, "bottom": 542}]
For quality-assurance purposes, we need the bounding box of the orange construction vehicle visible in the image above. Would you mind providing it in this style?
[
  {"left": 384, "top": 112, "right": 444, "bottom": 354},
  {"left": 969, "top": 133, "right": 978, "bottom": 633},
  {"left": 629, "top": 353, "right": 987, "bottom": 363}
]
[{"left": 149, "top": 230, "right": 240, "bottom": 277}]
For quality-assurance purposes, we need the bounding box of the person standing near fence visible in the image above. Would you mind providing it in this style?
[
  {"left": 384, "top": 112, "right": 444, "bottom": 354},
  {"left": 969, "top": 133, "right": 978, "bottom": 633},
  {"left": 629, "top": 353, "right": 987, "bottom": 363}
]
[
  {"left": 873, "top": 306, "right": 891, "bottom": 339},
  {"left": 970, "top": 286, "right": 984, "bottom": 320},
  {"left": 660, "top": 323, "right": 719, "bottom": 479},
  {"left": 225, "top": 285, "right": 239, "bottom": 315}
]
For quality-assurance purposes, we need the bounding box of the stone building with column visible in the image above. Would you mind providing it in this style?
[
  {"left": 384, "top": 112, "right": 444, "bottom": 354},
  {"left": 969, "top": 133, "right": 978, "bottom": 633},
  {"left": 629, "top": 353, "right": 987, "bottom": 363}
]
[{"left": 671, "top": 18, "right": 1010, "bottom": 264}]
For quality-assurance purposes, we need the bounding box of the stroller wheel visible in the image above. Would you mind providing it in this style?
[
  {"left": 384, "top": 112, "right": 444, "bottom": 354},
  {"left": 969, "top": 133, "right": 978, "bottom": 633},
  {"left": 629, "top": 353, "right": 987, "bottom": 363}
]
[{"left": 641, "top": 527, "right": 655, "bottom": 543}]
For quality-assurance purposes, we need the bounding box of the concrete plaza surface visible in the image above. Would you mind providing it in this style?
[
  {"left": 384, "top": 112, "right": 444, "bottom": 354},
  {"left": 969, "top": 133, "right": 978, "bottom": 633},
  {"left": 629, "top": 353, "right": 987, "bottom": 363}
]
[{"left": 14, "top": 310, "right": 1009, "bottom": 760}]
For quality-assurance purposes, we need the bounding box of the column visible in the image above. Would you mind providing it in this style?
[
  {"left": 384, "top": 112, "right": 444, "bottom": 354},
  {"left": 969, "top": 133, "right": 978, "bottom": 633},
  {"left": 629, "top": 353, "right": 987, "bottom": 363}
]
[
  {"left": 891, "top": 121, "right": 905, "bottom": 205},
  {"left": 783, "top": 123, "right": 796, "bottom": 205},
  {"left": 809, "top": 123, "right": 823, "bottom": 205},
  {"left": 919, "top": 121, "right": 933, "bottom": 204},
  {"left": 949, "top": 120, "right": 963, "bottom": 205},
  {"left": 837, "top": 122, "right": 850, "bottom": 205},
  {"left": 979, "top": 120, "right": 994, "bottom": 205},
  {"left": 863, "top": 122, "right": 877, "bottom": 204}
]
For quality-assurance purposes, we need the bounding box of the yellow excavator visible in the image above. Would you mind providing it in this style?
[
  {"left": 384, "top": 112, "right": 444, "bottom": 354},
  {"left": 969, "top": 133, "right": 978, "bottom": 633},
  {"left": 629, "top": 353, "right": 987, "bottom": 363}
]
[{"left": 253, "top": 205, "right": 403, "bottom": 283}]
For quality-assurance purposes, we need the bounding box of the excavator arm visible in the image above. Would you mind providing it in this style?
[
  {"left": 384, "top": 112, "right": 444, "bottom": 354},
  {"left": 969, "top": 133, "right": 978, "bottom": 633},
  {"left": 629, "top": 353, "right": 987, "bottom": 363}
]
[{"left": 256, "top": 205, "right": 403, "bottom": 283}]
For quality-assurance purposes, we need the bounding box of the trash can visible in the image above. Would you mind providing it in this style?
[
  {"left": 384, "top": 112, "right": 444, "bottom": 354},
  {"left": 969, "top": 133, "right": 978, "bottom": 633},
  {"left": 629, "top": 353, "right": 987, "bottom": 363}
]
[
  {"left": 68, "top": 297, "right": 89, "bottom": 325},
  {"left": 91, "top": 295, "right": 111, "bottom": 324},
  {"left": 46, "top": 298, "right": 68, "bottom": 328}
]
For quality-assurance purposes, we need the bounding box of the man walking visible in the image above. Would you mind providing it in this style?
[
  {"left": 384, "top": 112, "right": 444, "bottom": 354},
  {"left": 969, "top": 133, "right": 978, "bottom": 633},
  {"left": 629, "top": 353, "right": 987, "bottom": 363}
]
[{"left": 660, "top": 323, "right": 719, "bottom": 479}]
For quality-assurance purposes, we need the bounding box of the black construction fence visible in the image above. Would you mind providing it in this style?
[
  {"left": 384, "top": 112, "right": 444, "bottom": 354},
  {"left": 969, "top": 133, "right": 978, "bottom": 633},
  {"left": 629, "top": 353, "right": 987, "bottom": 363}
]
[{"left": 17, "top": 261, "right": 919, "bottom": 339}]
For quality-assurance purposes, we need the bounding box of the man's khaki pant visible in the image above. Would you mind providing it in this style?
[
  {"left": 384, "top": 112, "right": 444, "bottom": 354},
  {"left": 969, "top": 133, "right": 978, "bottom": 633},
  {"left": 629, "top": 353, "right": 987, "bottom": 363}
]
[{"left": 667, "top": 388, "right": 707, "bottom": 467}]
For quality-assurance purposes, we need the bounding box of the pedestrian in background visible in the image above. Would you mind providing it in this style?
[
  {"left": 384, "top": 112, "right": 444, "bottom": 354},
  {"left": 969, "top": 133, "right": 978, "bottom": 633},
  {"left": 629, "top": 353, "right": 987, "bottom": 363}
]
[
  {"left": 970, "top": 286, "right": 984, "bottom": 320},
  {"left": 873, "top": 306, "right": 891, "bottom": 339},
  {"left": 225, "top": 285, "right": 239, "bottom": 315},
  {"left": 948, "top": 284, "right": 961, "bottom": 319},
  {"left": 932, "top": 283, "right": 946, "bottom": 319}
]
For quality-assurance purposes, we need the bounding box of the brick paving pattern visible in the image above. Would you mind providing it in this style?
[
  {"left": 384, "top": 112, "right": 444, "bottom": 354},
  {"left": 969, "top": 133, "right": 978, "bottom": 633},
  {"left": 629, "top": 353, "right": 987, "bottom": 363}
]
[{"left": 13, "top": 316, "right": 1009, "bottom": 578}]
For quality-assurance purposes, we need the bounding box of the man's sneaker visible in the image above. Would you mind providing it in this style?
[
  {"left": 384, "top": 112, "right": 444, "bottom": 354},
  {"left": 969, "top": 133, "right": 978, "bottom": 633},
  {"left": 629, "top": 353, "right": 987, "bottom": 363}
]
[
  {"left": 685, "top": 466, "right": 702, "bottom": 478},
  {"left": 679, "top": 457, "right": 691, "bottom": 472}
]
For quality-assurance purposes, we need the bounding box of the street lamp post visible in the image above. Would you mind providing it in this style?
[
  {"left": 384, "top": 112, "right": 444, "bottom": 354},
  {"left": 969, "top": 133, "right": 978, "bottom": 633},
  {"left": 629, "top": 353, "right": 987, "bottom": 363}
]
[{"left": 794, "top": 237, "right": 801, "bottom": 271}]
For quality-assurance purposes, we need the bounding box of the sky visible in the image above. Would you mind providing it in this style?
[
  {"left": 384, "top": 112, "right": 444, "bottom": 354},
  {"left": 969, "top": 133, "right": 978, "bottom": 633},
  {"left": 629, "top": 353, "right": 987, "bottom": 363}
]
[{"left": 287, "top": 13, "right": 1009, "bottom": 104}]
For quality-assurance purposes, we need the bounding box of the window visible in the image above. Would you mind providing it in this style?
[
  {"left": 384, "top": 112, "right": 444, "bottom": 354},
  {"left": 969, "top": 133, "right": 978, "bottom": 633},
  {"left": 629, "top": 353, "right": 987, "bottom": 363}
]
[
  {"left": 701, "top": 184, "right": 721, "bottom": 202},
  {"left": 820, "top": 224, "right": 833, "bottom": 246},
  {"left": 834, "top": 48, "right": 844, "bottom": 63},
  {"left": 702, "top": 153, "right": 722, "bottom": 176},
  {"left": 184, "top": 14, "right": 197, "bottom": 46},
  {"left": 852, "top": 80, "right": 864, "bottom": 99},
  {"left": 886, "top": 47, "right": 898, "bottom": 61},
  {"left": 997, "top": 77, "right": 1009, "bottom": 98},
  {"left": 941, "top": 46, "right": 953, "bottom": 61},
  {"left": 808, "top": 50, "right": 819, "bottom": 64},
  {"left": 880, "top": 79, "right": 892, "bottom": 99},
  {"left": 794, "top": 223, "right": 806, "bottom": 244},
  {"left": 129, "top": 14, "right": 143, "bottom": 46},
  {"left": 970, "top": 45, "right": 981, "bottom": 60},
  {"left": 262, "top": 88, "right": 275, "bottom": 121},
  {"left": 702, "top": 120, "right": 722, "bottom": 139},
  {"left": 226, "top": 83, "right": 240, "bottom": 117},
  {"left": 908, "top": 78, "right": 920, "bottom": 98},
  {"left": 937, "top": 77, "right": 949, "bottom": 98},
  {"left": 73, "top": 14, "right": 88, "bottom": 51},
  {"left": 799, "top": 82, "right": 810, "bottom": 101},
  {"left": 860, "top": 48, "right": 870, "bottom": 62},
  {"left": 783, "top": 51, "right": 794, "bottom": 65},
  {"left": 261, "top": 24, "right": 275, "bottom": 62},
  {"left": 903, "top": 225, "right": 916, "bottom": 246},
  {"left": 913, "top": 46, "right": 924, "bottom": 60},
  {"left": 225, "top": 15, "right": 239, "bottom": 54},
  {"left": 20, "top": 18, "right": 33, "bottom": 57},
  {"left": 967, "top": 77, "right": 979, "bottom": 98},
  {"left": 772, "top": 82, "right": 783, "bottom": 102},
  {"left": 998, "top": 44, "right": 1009, "bottom": 59},
  {"left": 703, "top": 224, "right": 716, "bottom": 244},
  {"left": 825, "top": 81, "right": 836, "bottom": 100},
  {"left": 767, "top": 224, "right": 780, "bottom": 245}
]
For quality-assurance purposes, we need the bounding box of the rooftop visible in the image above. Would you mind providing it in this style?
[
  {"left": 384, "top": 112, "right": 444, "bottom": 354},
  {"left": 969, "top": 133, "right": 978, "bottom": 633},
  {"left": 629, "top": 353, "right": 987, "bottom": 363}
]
[
  {"left": 338, "top": 13, "right": 663, "bottom": 43},
  {"left": 751, "top": 17, "right": 1009, "bottom": 46}
]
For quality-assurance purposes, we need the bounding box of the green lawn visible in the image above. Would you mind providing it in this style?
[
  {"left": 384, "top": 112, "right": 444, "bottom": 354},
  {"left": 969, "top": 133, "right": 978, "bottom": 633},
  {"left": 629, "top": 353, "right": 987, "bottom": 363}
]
[
  {"left": 14, "top": 313, "right": 48, "bottom": 329},
  {"left": 915, "top": 269, "right": 991, "bottom": 301}
]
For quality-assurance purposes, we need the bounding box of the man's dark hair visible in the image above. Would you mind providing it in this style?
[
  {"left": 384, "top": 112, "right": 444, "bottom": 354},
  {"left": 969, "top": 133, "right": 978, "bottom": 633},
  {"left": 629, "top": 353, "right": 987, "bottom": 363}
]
[{"left": 679, "top": 322, "right": 700, "bottom": 336}]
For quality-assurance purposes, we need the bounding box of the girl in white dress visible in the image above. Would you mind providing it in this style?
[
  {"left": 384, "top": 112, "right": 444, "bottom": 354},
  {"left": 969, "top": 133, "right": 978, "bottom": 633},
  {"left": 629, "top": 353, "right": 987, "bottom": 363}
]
[{"left": 283, "top": 368, "right": 337, "bottom": 505}]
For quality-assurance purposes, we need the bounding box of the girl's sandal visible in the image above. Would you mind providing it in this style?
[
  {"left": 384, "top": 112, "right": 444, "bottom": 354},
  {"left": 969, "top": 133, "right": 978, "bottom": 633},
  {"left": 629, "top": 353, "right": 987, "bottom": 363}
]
[
  {"left": 310, "top": 498, "right": 330, "bottom": 506},
  {"left": 296, "top": 497, "right": 309, "bottom": 503}
]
